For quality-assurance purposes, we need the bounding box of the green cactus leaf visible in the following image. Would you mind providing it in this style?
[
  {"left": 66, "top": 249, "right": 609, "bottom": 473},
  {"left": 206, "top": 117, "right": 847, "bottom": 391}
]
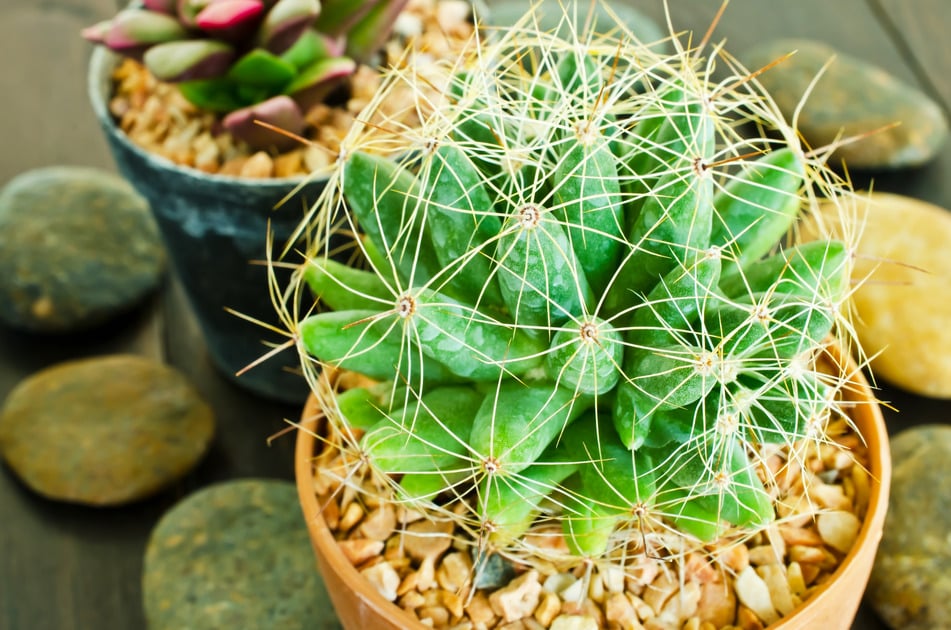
[
  {"left": 399, "top": 468, "right": 471, "bottom": 503},
  {"left": 551, "top": 126, "right": 625, "bottom": 293},
  {"left": 719, "top": 239, "right": 850, "bottom": 304},
  {"left": 469, "top": 382, "right": 592, "bottom": 474},
  {"left": 177, "top": 77, "right": 246, "bottom": 112},
  {"left": 421, "top": 144, "right": 505, "bottom": 308},
  {"left": 545, "top": 317, "right": 623, "bottom": 395},
  {"left": 407, "top": 288, "right": 546, "bottom": 380},
  {"left": 280, "top": 28, "right": 326, "bottom": 69},
  {"left": 332, "top": 386, "right": 388, "bottom": 431},
  {"left": 495, "top": 203, "right": 593, "bottom": 327},
  {"left": 566, "top": 413, "right": 657, "bottom": 509},
  {"left": 622, "top": 249, "right": 722, "bottom": 341},
  {"left": 343, "top": 152, "right": 440, "bottom": 286},
  {"left": 298, "top": 309, "right": 458, "bottom": 383},
  {"left": 302, "top": 257, "right": 392, "bottom": 311},
  {"left": 562, "top": 494, "right": 621, "bottom": 557},
  {"left": 711, "top": 148, "right": 805, "bottom": 276},
  {"left": 657, "top": 489, "right": 726, "bottom": 542},
  {"left": 480, "top": 447, "right": 578, "bottom": 545},
  {"left": 362, "top": 385, "right": 484, "bottom": 473},
  {"left": 735, "top": 369, "right": 832, "bottom": 443}
]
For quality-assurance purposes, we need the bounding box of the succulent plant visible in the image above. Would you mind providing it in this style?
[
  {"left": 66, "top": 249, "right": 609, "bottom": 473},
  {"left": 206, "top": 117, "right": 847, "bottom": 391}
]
[
  {"left": 284, "top": 6, "right": 859, "bottom": 565},
  {"left": 83, "top": 0, "right": 409, "bottom": 150}
]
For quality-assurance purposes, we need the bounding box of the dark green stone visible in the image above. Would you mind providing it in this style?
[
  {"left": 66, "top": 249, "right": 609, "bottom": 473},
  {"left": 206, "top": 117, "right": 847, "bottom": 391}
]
[
  {"left": 741, "top": 39, "right": 948, "bottom": 170},
  {"left": 0, "top": 166, "right": 164, "bottom": 332},
  {"left": 143, "top": 479, "right": 339, "bottom": 630},
  {"left": 0, "top": 355, "right": 214, "bottom": 505},
  {"left": 867, "top": 425, "right": 951, "bottom": 629}
]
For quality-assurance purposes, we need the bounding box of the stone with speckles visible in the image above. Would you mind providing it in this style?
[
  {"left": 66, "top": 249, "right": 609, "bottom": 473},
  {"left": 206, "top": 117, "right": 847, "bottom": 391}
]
[
  {"left": 0, "top": 166, "right": 164, "bottom": 332},
  {"left": 0, "top": 354, "right": 213, "bottom": 505},
  {"left": 867, "top": 426, "right": 951, "bottom": 629},
  {"left": 742, "top": 39, "right": 947, "bottom": 170},
  {"left": 143, "top": 479, "right": 338, "bottom": 630}
]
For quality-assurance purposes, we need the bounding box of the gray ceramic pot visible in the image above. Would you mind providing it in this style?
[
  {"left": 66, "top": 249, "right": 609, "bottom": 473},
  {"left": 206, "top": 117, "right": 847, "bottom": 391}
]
[{"left": 88, "top": 47, "right": 316, "bottom": 404}]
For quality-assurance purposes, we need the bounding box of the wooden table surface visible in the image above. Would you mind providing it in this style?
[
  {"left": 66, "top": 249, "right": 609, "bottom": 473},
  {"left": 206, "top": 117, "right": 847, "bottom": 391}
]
[{"left": 1, "top": 1, "right": 948, "bottom": 628}]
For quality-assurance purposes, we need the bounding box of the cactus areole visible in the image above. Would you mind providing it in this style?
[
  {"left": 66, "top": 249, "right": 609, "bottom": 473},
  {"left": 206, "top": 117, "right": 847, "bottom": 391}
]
[
  {"left": 288, "top": 2, "right": 868, "bottom": 570},
  {"left": 83, "top": 0, "right": 409, "bottom": 150}
]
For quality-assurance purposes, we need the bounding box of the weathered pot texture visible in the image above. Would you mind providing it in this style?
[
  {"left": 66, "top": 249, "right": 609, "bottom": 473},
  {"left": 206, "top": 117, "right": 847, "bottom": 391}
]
[
  {"left": 294, "top": 344, "right": 891, "bottom": 630},
  {"left": 87, "top": 46, "right": 316, "bottom": 404}
]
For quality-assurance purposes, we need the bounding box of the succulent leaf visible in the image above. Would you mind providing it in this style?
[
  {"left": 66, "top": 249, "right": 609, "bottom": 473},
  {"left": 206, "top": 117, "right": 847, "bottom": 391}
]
[
  {"left": 221, "top": 94, "right": 305, "bottom": 151},
  {"left": 143, "top": 39, "right": 235, "bottom": 81},
  {"left": 256, "top": 0, "right": 320, "bottom": 54},
  {"left": 195, "top": 0, "right": 265, "bottom": 42},
  {"left": 99, "top": 9, "right": 189, "bottom": 52}
]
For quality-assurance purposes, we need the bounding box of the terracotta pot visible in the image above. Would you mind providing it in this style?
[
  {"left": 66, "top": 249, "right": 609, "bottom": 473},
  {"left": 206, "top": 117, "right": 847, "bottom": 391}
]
[{"left": 295, "top": 345, "right": 891, "bottom": 630}]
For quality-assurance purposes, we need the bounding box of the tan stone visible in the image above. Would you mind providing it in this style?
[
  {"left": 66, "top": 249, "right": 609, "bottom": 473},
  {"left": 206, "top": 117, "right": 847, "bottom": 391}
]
[
  {"left": 817, "top": 510, "right": 861, "bottom": 554},
  {"left": 734, "top": 566, "right": 779, "bottom": 625},
  {"left": 549, "top": 614, "right": 599, "bottom": 630},
  {"left": 534, "top": 591, "right": 562, "bottom": 626},
  {"left": 605, "top": 592, "right": 644, "bottom": 630},
  {"left": 360, "top": 505, "right": 397, "bottom": 541},
  {"left": 361, "top": 561, "right": 401, "bottom": 602},
  {"left": 465, "top": 592, "right": 497, "bottom": 627},
  {"left": 338, "top": 538, "right": 384, "bottom": 566},
  {"left": 490, "top": 570, "right": 543, "bottom": 623},
  {"left": 437, "top": 551, "right": 472, "bottom": 593},
  {"left": 812, "top": 193, "right": 951, "bottom": 397},
  {"left": 696, "top": 579, "right": 737, "bottom": 628},
  {"left": 239, "top": 151, "right": 274, "bottom": 178},
  {"left": 402, "top": 518, "right": 454, "bottom": 561}
]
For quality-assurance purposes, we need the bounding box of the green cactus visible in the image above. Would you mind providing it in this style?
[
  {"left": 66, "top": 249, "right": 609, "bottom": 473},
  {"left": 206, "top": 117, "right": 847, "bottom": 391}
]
[
  {"left": 286, "top": 6, "right": 859, "bottom": 564},
  {"left": 82, "top": 0, "right": 409, "bottom": 150}
]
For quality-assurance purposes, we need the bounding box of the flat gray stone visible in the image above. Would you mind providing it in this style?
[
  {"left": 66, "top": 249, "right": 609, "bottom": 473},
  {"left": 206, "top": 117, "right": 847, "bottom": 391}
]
[
  {"left": 0, "top": 166, "right": 164, "bottom": 332},
  {"left": 742, "top": 39, "right": 948, "bottom": 170},
  {"left": 143, "top": 479, "right": 339, "bottom": 630},
  {"left": 0, "top": 355, "right": 213, "bottom": 505},
  {"left": 867, "top": 425, "right": 951, "bottom": 629}
]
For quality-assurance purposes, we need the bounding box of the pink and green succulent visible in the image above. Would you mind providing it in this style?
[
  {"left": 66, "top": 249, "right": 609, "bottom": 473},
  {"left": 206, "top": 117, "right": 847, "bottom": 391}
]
[{"left": 83, "top": 0, "right": 409, "bottom": 150}]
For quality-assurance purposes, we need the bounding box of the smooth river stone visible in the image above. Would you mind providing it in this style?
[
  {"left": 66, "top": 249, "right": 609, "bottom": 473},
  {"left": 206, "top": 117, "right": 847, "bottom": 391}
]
[
  {"left": 813, "top": 192, "right": 951, "bottom": 398},
  {"left": 143, "top": 479, "right": 338, "bottom": 630},
  {"left": 867, "top": 426, "right": 951, "bottom": 629},
  {"left": 0, "top": 355, "right": 214, "bottom": 505},
  {"left": 0, "top": 166, "right": 164, "bottom": 332},
  {"left": 742, "top": 39, "right": 947, "bottom": 170}
]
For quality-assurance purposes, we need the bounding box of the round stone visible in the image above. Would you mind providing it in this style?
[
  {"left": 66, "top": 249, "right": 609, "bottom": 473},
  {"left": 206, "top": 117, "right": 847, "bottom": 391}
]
[
  {"left": 867, "top": 425, "right": 951, "bottom": 629},
  {"left": 0, "top": 166, "right": 164, "bottom": 332},
  {"left": 812, "top": 193, "right": 951, "bottom": 397},
  {"left": 143, "top": 479, "right": 336, "bottom": 630},
  {"left": 741, "top": 39, "right": 947, "bottom": 170},
  {"left": 0, "top": 355, "right": 213, "bottom": 505}
]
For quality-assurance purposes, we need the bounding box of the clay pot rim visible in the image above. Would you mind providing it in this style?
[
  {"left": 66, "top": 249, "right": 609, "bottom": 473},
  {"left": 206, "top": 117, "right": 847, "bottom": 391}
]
[{"left": 295, "top": 343, "right": 891, "bottom": 629}]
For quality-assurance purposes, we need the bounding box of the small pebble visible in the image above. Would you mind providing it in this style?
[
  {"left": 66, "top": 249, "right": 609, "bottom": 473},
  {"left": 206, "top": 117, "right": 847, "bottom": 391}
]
[
  {"left": 143, "top": 479, "right": 334, "bottom": 629},
  {"left": 868, "top": 426, "right": 951, "bottom": 629},
  {"left": 0, "top": 166, "right": 164, "bottom": 332},
  {"left": 489, "top": 570, "right": 542, "bottom": 623},
  {"left": 0, "top": 355, "right": 213, "bottom": 505},
  {"left": 742, "top": 39, "right": 947, "bottom": 169}
]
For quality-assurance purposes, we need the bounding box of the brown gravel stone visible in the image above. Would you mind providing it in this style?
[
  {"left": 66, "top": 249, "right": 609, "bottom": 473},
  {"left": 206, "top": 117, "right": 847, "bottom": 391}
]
[{"left": 0, "top": 355, "right": 213, "bottom": 505}]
